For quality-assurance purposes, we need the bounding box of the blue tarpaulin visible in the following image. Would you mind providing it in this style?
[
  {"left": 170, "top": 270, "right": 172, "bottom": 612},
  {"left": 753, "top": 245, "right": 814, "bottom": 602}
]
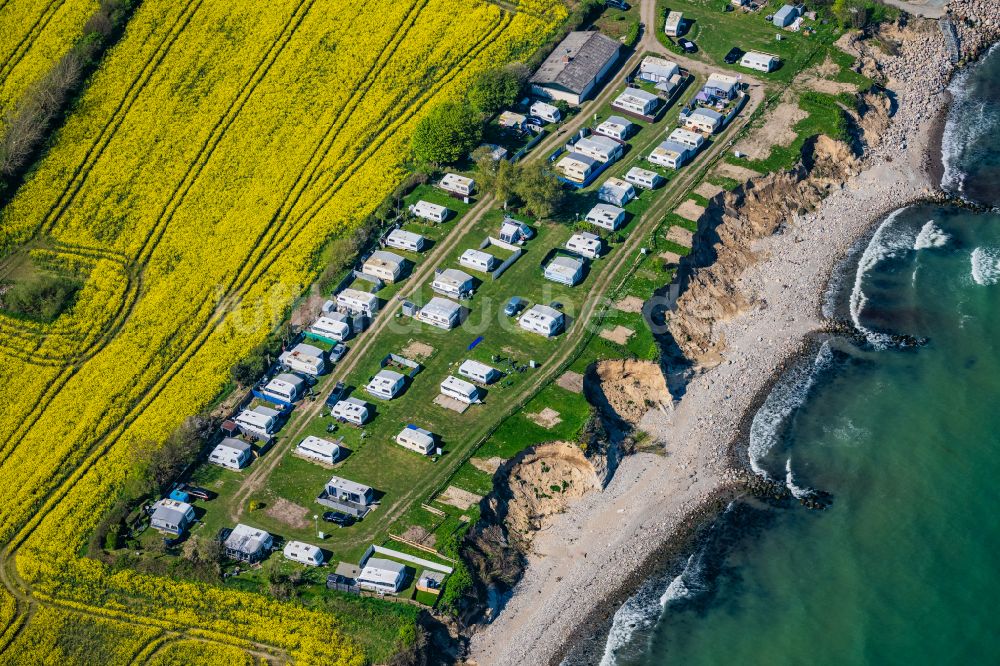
[{"left": 468, "top": 336, "right": 484, "bottom": 350}]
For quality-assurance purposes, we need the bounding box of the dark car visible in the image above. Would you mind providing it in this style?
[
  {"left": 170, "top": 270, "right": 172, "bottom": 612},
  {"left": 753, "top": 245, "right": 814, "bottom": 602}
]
[
  {"left": 323, "top": 511, "right": 355, "bottom": 527},
  {"left": 549, "top": 301, "right": 564, "bottom": 310},
  {"left": 329, "top": 343, "right": 347, "bottom": 363},
  {"left": 325, "top": 381, "right": 347, "bottom": 408},
  {"left": 679, "top": 39, "right": 697, "bottom": 53},
  {"left": 181, "top": 485, "right": 212, "bottom": 501},
  {"left": 606, "top": 0, "right": 630, "bottom": 9},
  {"left": 504, "top": 296, "right": 525, "bottom": 317},
  {"left": 724, "top": 47, "right": 744, "bottom": 64}
]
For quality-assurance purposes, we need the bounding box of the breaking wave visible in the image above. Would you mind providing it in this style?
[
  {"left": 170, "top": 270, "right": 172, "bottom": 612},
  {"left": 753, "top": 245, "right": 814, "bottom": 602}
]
[
  {"left": 971, "top": 247, "right": 1000, "bottom": 285},
  {"left": 914, "top": 220, "right": 949, "bottom": 250},
  {"left": 941, "top": 43, "right": 1000, "bottom": 197},
  {"left": 748, "top": 342, "right": 833, "bottom": 478},
  {"left": 849, "top": 208, "right": 917, "bottom": 348},
  {"left": 785, "top": 458, "right": 813, "bottom": 500},
  {"left": 598, "top": 523, "right": 717, "bottom": 666}
]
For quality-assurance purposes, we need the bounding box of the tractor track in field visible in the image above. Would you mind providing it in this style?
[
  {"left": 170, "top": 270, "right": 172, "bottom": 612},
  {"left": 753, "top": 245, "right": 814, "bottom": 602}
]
[
  {"left": 0, "top": 0, "right": 67, "bottom": 84},
  {"left": 232, "top": 5, "right": 509, "bottom": 297}
]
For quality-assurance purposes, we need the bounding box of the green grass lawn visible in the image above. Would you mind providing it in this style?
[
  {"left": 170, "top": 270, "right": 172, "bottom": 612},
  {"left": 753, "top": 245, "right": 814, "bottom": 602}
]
[{"left": 656, "top": 0, "right": 848, "bottom": 85}]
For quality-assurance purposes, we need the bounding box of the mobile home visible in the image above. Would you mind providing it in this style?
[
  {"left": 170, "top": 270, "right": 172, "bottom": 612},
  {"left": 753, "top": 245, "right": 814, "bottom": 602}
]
[
  {"left": 683, "top": 107, "right": 724, "bottom": 134},
  {"left": 358, "top": 557, "right": 407, "bottom": 594},
  {"left": 664, "top": 11, "right": 684, "bottom": 36},
  {"left": 234, "top": 407, "right": 279, "bottom": 439},
  {"left": 331, "top": 397, "right": 370, "bottom": 425},
  {"left": 431, "top": 268, "right": 474, "bottom": 298},
  {"left": 740, "top": 51, "right": 780, "bottom": 73},
  {"left": 261, "top": 373, "right": 306, "bottom": 405},
  {"left": 773, "top": 4, "right": 800, "bottom": 28},
  {"left": 439, "top": 173, "right": 475, "bottom": 196},
  {"left": 555, "top": 152, "right": 598, "bottom": 183},
  {"left": 295, "top": 435, "right": 342, "bottom": 465},
  {"left": 337, "top": 288, "right": 379, "bottom": 316},
  {"left": 625, "top": 166, "right": 664, "bottom": 189},
  {"left": 417, "top": 296, "right": 462, "bottom": 330},
  {"left": 440, "top": 376, "right": 482, "bottom": 404},
  {"left": 612, "top": 88, "right": 660, "bottom": 117},
  {"left": 638, "top": 56, "right": 679, "bottom": 84},
  {"left": 573, "top": 135, "right": 623, "bottom": 163},
  {"left": 385, "top": 228, "right": 426, "bottom": 253},
  {"left": 519, "top": 304, "right": 565, "bottom": 337},
  {"left": 458, "top": 359, "right": 501, "bottom": 384},
  {"left": 530, "top": 100, "right": 562, "bottom": 123},
  {"left": 283, "top": 541, "right": 324, "bottom": 566},
  {"left": 366, "top": 369, "right": 406, "bottom": 400},
  {"left": 408, "top": 200, "right": 450, "bottom": 223},
  {"left": 209, "top": 437, "right": 253, "bottom": 470},
  {"left": 544, "top": 255, "right": 585, "bottom": 286},
  {"left": 598, "top": 177, "right": 636, "bottom": 207},
  {"left": 566, "top": 232, "right": 603, "bottom": 259},
  {"left": 362, "top": 250, "right": 407, "bottom": 283},
  {"left": 396, "top": 425, "right": 436, "bottom": 455},
  {"left": 498, "top": 111, "right": 527, "bottom": 130},
  {"left": 648, "top": 140, "right": 693, "bottom": 169},
  {"left": 307, "top": 314, "right": 351, "bottom": 343},
  {"left": 150, "top": 499, "right": 196, "bottom": 536},
  {"left": 585, "top": 203, "right": 626, "bottom": 231},
  {"left": 704, "top": 72, "right": 739, "bottom": 99},
  {"left": 459, "top": 248, "right": 498, "bottom": 273},
  {"left": 280, "top": 342, "right": 326, "bottom": 376},
  {"left": 595, "top": 115, "right": 635, "bottom": 141},
  {"left": 224, "top": 524, "right": 273, "bottom": 563},
  {"left": 499, "top": 217, "right": 533, "bottom": 244},
  {"left": 667, "top": 127, "right": 705, "bottom": 150},
  {"left": 318, "top": 475, "right": 375, "bottom": 516}
]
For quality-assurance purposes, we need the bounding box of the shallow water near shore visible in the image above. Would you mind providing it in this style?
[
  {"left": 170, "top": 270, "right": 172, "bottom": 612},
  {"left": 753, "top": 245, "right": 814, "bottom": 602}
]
[{"left": 596, "top": 44, "right": 1000, "bottom": 666}]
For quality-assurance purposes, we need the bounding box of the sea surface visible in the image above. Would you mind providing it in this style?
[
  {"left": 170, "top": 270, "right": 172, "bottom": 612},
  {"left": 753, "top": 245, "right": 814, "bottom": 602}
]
[{"left": 595, "top": 45, "right": 1000, "bottom": 666}]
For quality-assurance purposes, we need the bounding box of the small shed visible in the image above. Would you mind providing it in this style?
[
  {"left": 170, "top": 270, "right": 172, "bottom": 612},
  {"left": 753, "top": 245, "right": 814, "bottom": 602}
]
[{"left": 773, "top": 4, "right": 800, "bottom": 28}]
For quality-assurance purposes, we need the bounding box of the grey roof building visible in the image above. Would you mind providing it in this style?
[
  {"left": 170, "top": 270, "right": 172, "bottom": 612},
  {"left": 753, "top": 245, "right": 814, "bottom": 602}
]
[{"left": 530, "top": 31, "right": 621, "bottom": 105}]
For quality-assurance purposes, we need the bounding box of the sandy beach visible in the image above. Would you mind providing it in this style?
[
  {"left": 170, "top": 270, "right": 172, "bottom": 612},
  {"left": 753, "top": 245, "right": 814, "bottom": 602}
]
[{"left": 467, "top": 3, "right": 1000, "bottom": 664}]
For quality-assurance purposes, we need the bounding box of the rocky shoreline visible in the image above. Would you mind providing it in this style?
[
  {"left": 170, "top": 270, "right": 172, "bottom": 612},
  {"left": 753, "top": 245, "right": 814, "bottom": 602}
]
[{"left": 466, "top": 3, "right": 1000, "bottom": 664}]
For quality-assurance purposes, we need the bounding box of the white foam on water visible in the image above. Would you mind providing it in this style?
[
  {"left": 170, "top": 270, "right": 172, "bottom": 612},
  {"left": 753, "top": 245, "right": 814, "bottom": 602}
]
[
  {"left": 748, "top": 341, "right": 834, "bottom": 478},
  {"left": 784, "top": 457, "right": 813, "bottom": 500},
  {"left": 849, "top": 208, "right": 916, "bottom": 349},
  {"left": 599, "top": 519, "right": 719, "bottom": 666},
  {"left": 941, "top": 43, "right": 1000, "bottom": 196},
  {"left": 971, "top": 247, "right": 1000, "bottom": 285},
  {"left": 913, "top": 220, "right": 949, "bottom": 250}
]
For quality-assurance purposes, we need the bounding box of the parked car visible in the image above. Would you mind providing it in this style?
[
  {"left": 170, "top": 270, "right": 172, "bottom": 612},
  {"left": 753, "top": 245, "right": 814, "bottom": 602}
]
[
  {"left": 329, "top": 343, "right": 347, "bottom": 363},
  {"left": 606, "top": 0, "right": 629, "bottom": 9},
  {"left": 325, "top": 381, "right": 347, "bottom": 408},
  {"left": 323, "top": 511, "right": 355, "bottom": 527},
  {"left": 679, "top": 39, "right": 697, "bottom": 53},
  {"left": 504, "top": 296, "right": 525, "bottom": 317},
  {"left": 724, "top": 47, "right": 744, "bottom": 64},
  {"left": 549, "top": 301, "right": 564, "bottom": 310}
]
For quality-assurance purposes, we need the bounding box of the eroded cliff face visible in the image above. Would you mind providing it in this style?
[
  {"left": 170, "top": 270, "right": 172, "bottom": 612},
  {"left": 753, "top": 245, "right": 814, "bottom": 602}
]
[{"left": 668, "top": 137, "right": 861, "bottom": 367}]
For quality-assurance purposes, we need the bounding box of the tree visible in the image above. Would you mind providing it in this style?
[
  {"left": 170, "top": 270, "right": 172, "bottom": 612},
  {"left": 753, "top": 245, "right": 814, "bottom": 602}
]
[
  {"left": 471, "top": 146, "right": 518, "bottom": 208},
  {"left": 468, "top": 67, "right": 522, "bottom": 115},
  {"left": 513, "top": 161, "right": 564, "bottom": 219},
  {"left": 411, "top": 101, "right": 482, "bottom": 165}
]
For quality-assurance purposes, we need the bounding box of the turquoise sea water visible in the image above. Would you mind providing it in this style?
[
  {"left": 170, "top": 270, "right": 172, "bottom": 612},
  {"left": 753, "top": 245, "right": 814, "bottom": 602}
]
[{"left": 597, "top": 45, "right": 1000, "bottom": 666}]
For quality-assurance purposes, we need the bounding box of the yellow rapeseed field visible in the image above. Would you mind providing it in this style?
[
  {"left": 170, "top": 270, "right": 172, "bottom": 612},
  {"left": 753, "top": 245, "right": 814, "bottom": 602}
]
[
  {"left": 0, "top": 0, "right": 99, "bottom": 118},
  {"left": 0, "top": 0, "right": 565, "bottom": 662}
]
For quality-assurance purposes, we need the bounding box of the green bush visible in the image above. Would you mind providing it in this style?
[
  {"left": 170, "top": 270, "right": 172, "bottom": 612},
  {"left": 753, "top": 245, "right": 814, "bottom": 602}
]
[{"left": 1, "top": 273, "right": 81, "bottom": 321}]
